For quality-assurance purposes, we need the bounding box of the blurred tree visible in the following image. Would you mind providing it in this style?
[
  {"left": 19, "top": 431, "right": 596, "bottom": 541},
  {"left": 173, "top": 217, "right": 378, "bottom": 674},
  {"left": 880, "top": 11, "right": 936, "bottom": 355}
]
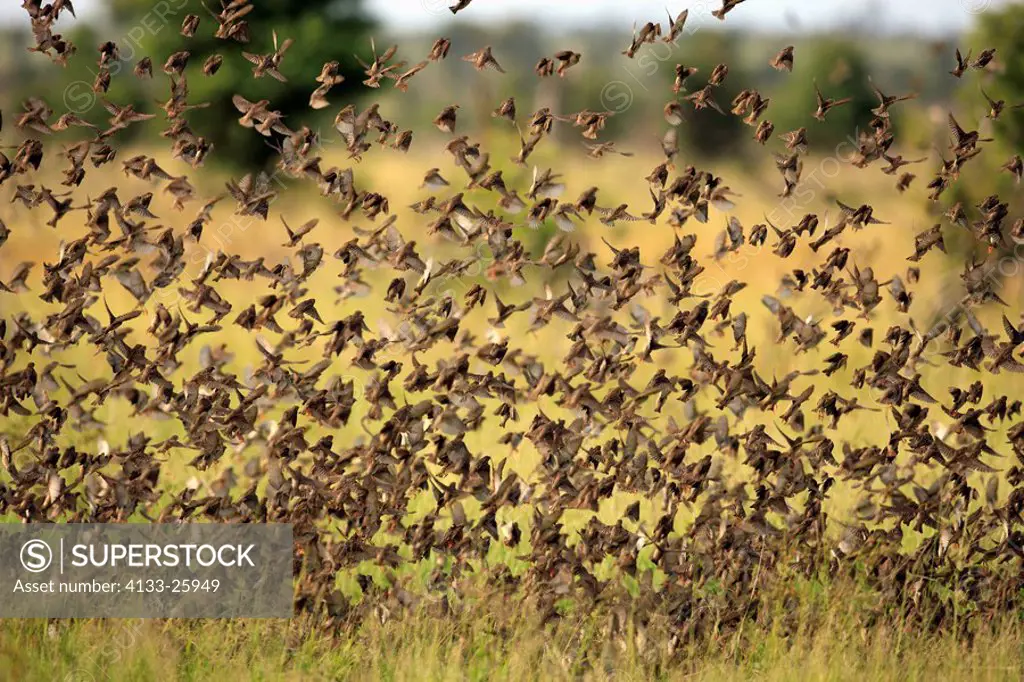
[
  {"left": 950, "top": 4, "right": 1024, "bottom": 235},
  {"left": 102, "top": 0, "right": 374, "bottom": 169},
  {"left": 911, "top": 5, "right": 1024, "bottom": 323},
  {"left": 962, "top": 5, "right": 1024, "bottom": 155},
  {"left": 770, "top": 39, "right": 878, "bottom": 151},
  {"left": 557, "top": 31, "right": 749, "bottom": 159},
  {"left": 672, "top": 31, "right": 748, "bottom": 158}
]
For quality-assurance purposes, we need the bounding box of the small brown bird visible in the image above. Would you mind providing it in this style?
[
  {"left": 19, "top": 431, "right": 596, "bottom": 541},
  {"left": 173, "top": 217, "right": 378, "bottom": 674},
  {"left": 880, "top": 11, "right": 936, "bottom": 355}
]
[
  {"left": 202, "top": 54, "right": 223, "bottom": 76},
  {"left": 712, "top": 0, "right": 749, "bottom": 20},
  {"left": 421, "top": 168, "right": 450, "bottom": 191},
  {"left": 597, "top": 204, "right": 642, "bottom": 226},
  {"left": 98, "top": 40, "right": 118, "bottom": 67},
  {"left": 980, "top": 87, "right": 1024, "bottom": 120},
  {"left": 316, "top": 61, "right": 345, "bottom": 87},
  {"left": 308, "top": 83, "right": 332, "bottom": 110},
  {"left": 162, "top": 50, "right": 190, "bottom": 76},
  {"left": 972, "top": 48, "right": 997, "bottom": 70},
  {"left": 813, "top": 81, "right": 853, "bottom": 121},
  {"left": 708, "top": 63, "right": 729, "bottom": 86},
  {"left": 881, "top": 153, "right": 927, "bottom": 175},
  {"left": 770, "top": 46, "right": 794, "bottom": 72},
  {"left": 622, "top": 21, "right": 661, "bottom": 58},
  {"left": 754, "top": 120, "right": 775, "bottom": 145},
  {"left": 684, "top": 85, "right": 725, "bottom": 114},
  {"left": 554, "top": 50, "right": 581, "bottom": 77},
  {"left": 909, "top": 224, "right": 945, "bottom": 261},
  {"left": 493, "top": 97, "right": 516, "bottom": 123},
  {"left": 243, "top": 30, "right": 293, "bottom": 82},
  {"left": 133, "top": 57, "right": 152, "bottom": 79},
  {"left": 433, "top": 105, "right": 459, "bottom": 133},
  {"left": 583, "top": 142, "right": 633, "bottom": 159},
  {"left": 357, "top": 39, "right": 403, "bottom": 88},
  {"left": 896, "top": 173, "right": 916, "bottom": 193},
  {"left": 180, "top": 14, "right": 200, "bottom": 38},
  {"left": 664, "top": 101, "right": 685, "bottom": 126},
  {"left": 281, "top": 217, "right": 319, "bottom": 247},
  {"left": 869, "top": 79, "right": 917, "bottom": 117},
  {"left": 449, "top": 0, "right": 473, "bottom": 13},
  {"left": 663, "top": 9, "right": 690, "bottom": 43},
  {"left": 673, "top": 64, "right": 699, "bottom": 93},
  {"left": 950, "top": 48, "right": 971, "bottom": 78},
  {"left": 394, "top": 61, "right": 429, "bottom": 92},
  {"left": 428, "top": 38, "right": 451, "bottom": 61},
  {"left": 1003, "top": 155, "right": 1023, "bottom": 183},
  {"left": 575, "top": 186, "right": 600, "bottom": 214},
  {"left": 51, "top": 112, "right": 96, "bottom": 132},
  {"left": 391, "top": 129, "right": 413, "bottom": 153},
  {"left": 947, "top": 114, "right": 991, "bottom": 155},
  {"left": 462, "top": 46, "right": 505, "bottom": 73},
  {"left": 534, "top": 57, "right": 554, "bottom": 78}
]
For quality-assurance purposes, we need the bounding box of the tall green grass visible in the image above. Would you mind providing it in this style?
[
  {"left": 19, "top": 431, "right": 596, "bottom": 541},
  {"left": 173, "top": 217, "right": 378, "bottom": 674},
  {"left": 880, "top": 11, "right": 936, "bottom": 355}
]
[{"left": 2, "top": 576, "right": 1022, "bottom": 682}]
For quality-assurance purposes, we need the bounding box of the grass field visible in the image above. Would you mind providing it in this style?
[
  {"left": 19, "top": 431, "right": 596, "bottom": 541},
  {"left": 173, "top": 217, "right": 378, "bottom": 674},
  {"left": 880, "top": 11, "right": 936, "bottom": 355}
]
[{"left": 3, "top": 585, "right": 1024, "bottom": 682}]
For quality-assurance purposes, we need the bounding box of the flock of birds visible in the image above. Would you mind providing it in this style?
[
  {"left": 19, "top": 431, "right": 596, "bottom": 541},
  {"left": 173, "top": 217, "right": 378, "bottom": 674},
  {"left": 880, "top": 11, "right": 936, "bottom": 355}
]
[{"left": 3, "top": 0, "right": 1024, "bottom": 640}]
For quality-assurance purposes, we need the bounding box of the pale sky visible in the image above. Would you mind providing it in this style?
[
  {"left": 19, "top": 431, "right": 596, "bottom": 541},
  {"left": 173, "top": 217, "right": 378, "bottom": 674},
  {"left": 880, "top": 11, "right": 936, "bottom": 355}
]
[
  {"left": 368, "top": 0, "right": 1010, "bottom": 35},
  {"left": 0, "top": 0, "right": 1013, "bottom": 35}
]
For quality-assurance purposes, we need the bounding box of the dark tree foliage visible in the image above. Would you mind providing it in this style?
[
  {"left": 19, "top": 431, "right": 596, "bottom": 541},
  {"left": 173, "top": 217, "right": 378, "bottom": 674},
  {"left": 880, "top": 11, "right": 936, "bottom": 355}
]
[
  {"left": 770, "top": 39, "right": 878, "bottom": 151},
  {"left": 952, "top": 5, "right": 1024, "bottom": 222},
  {"left": 965, "top": 6, "right": 1024, "bottom": 154},
  {"left": 919, "top": 3, "right": 1024, "bottom": 283},
  {"left": 670, "top": 32, "right": 748, "bottom": 158},
  {"left": 102, "top": 0, "right": 375, "bottom": 169}
]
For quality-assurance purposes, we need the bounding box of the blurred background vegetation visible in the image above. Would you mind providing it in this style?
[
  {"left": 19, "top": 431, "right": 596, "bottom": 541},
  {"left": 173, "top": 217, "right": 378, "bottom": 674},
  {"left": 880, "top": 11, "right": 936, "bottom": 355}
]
[
  {"left": 0, "top": 0, "right": 1021, "bottom": 280},
  {"left": 953, "top": 5, "right": 1024, "bottom": 265},
  {"left": 0, "top": 1, "right": 1020, "bottom": 171},
  {"left": 23, "top": 0, "right": 377, "bottom": 168}
]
